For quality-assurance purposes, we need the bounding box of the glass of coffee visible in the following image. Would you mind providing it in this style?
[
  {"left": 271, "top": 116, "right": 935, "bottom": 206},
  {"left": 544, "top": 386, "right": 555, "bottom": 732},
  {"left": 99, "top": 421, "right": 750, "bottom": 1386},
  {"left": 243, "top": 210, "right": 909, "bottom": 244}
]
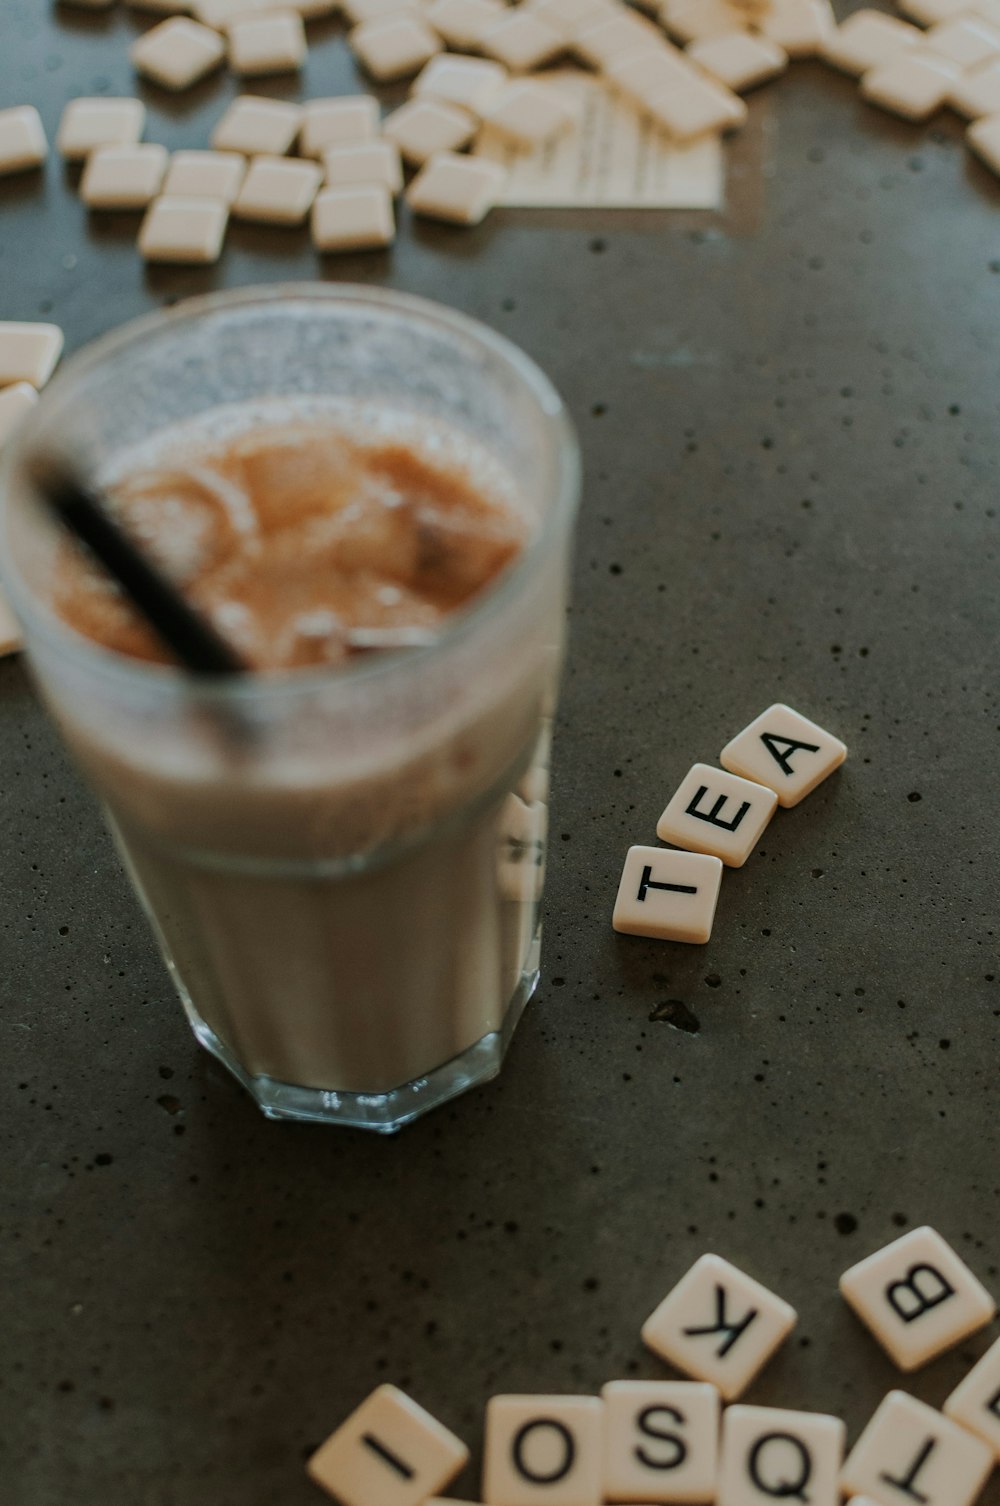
[{"left": 1, "top": 286, "right": 579, "bottom": 1132}]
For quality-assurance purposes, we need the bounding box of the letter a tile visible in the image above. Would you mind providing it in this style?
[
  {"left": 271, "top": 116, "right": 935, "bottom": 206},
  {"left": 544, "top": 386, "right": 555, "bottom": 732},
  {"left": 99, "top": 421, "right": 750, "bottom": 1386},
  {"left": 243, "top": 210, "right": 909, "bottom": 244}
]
[
  {"left": 839, "top": 1226, "right": 996, "bottom": 1371},
  {"left": 307, "top": 1384, "right": 468, "bottom": 1506},
  {"left": 656, "top": 764, "right": 777, "bottom": 868},
  {"left": 718, "top": 1405, "right": 845, "bottom": 1506},
  {"left": 720, "top": 703, "right": 846, "bottom": 807},
  {"left": 945, "top": 1332, "right": 1000, "bottom": 1459},
  {"left": 841, "top": 1391, "right": 993, "bottom": 1506},
  {"left": 483, "top": 1395, "right": 604, "bottom": 1506},
  {"left": 601, "top": 1380, "right": 720, "bottom": 1504},
  {"left": 641, "top": 1254, "right": 797, "bottom": 1401}
]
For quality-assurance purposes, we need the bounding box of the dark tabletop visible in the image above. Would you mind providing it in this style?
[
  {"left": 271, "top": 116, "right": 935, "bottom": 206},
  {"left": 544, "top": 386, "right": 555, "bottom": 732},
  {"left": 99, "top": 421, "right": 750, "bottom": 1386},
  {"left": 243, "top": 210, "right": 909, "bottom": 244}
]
[{"left": 3, "top": 1, "right": 1000, "bottom": 1502}]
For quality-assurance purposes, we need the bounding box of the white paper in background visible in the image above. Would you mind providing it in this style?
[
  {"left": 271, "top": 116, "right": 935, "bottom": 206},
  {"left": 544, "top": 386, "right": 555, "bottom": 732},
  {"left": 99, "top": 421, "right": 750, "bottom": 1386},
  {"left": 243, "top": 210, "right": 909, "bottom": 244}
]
[{"left": 474, "top": 71, "right": 724, "bottom": 210}]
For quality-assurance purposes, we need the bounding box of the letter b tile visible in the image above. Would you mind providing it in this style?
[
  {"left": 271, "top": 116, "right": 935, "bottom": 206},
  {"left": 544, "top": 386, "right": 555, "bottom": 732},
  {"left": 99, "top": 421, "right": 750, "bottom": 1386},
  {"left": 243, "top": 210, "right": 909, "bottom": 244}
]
[
  {"left": 839, "top": 1225, "right": 996, "bottom": 1370},
  {"left": 601, "top": 1380, "right": 720, "bottom": 1503},
  {"left": 841, "top": 1390, "right": 993, "bottom": 1506},
  {"left": 656, "top": 764, "right": 777, "bottom": 867},
  {"left": 307, "top": 1384, "right": 469, "bottom": 1506},
  {"left": 720, "top": 703, "right": 846, "bottom": 807},
  {"left": 484, "top": 1395, "right": 604, "bottom": 1506},
  {"left": 641, "top": 1253, "right": 797, "bottom": 1400},
  {"left": 718, "top": 1405, "right": 845, "bottom": 1506}
]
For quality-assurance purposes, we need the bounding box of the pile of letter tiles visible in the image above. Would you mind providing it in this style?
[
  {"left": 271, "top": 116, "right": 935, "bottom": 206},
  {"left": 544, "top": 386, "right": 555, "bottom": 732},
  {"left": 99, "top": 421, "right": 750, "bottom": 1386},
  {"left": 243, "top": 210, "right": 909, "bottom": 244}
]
[
  {"left": 306, "top": 1224, "right": 1000, "bottom": 1506},
  {"left": 3, "top": 0, "right": 1000, "bottom": 265},
  {"left": 612, "top": 703, "right": 847, "bottom": 946}
]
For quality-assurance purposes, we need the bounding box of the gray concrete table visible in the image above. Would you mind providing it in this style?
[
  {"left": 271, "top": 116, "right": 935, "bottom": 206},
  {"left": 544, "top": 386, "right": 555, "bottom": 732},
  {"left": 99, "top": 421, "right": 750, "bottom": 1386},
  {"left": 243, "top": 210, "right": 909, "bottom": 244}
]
[{"left": 3, "top": 1, "right": 1000, "bottom": 1502}]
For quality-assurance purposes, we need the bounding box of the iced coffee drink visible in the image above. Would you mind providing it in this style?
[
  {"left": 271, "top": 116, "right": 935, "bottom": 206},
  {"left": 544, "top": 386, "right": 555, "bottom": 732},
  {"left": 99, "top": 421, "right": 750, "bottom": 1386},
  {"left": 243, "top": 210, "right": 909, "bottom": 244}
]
[{"left": 1, "top": 288, "right": 578, "bottom": 1131}]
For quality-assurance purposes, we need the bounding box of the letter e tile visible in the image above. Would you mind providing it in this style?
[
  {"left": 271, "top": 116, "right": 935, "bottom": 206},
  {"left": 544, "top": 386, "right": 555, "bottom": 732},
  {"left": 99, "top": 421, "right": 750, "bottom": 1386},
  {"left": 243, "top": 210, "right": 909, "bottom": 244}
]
[{"left": 656, "top": 764, "right": 776, "bottom": 867}]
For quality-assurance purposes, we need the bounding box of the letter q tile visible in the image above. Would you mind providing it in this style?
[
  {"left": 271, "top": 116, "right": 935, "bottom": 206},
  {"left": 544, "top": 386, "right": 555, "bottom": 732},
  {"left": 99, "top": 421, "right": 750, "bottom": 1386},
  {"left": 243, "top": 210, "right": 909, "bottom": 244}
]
[
  {"left": 841, "top": 1391, "right": 993, "bottom": 1506},
  {"left": 484, "top": 1395, "right": 603, "bottom": 1506},
  {"left": 601, "top": 1380, "right": 720, "bottom": 1504},
  {"left": 307, "top": 1384, "right": 468, "bottom": 1506},
  {"left": 720, "top": 703, "right": 846, "bottom": 806},
  {"left": 839, "top": 1225, "right": 996, "bottom": 1371},
  {"left": 656, "top": 763, "right": 776, "bottom": 868},
  {"left": 641, "top": 1253, "right": 797, "bottom": 1401},
  {"left": 718, "top": 1405, "right": 845, "bottom": 1506}
]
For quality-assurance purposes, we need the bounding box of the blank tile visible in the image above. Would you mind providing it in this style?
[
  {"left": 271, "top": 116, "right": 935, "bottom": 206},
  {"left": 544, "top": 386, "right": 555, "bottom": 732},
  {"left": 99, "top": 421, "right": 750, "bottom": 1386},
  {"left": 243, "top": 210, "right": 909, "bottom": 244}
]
[
  {"left": 968, "top": 110, "right": 1000, "bottom": 174},
  {"left": 308, "top": 1385, "right": 467, "bottom": 1506},
  {"left": 480, "top": 79, "right": 580, "bottom": 145},
  {"left": 641, "top": 1253, "right": 797, "bottom": 1401},
  {"left": 645, "top": 75, "right": 747, "bottom": 140},
  {"left": 161, "top": 149, "right": 247, "bottom": 200},
  {"left": 210, "top": 95, "right": 302, "bottom": 155},
  {"left": 536, "top": 0, "right": 618, "bottom": 32},
  {"left": 822, "top": 10, "right": 922, "bottom": 77},
  {"left": 720, "top": 703, "right": 846, "bottom": 807},
  {"left": 232, "top": 154, "right": 322, "bottom": 223},
  {"left": 138, "top": 195, "right": 229, "bottom": 262},
  {"left": 0, "top": 106, "right": 48, "bottom": 176},
  {"left": 602, "top": 1380, "right": 720, "bottom": 1504},
  {"left": 861, "top": 51, "right": 962, "bottom": 121},
  {"left": 842, "top": 1391, "right": 993, "bottom": 1506},
  {"left": 413, "top": 54, "right": 508, "bottom": 116},
  {"left": 755, "top": 0, "right": 835, "bottom": 58},
  {"left": 301, "top": 96, "right": 380, "bottom": 157},
  {"left": 56, "top": 97, "right": 146, "bottom": 161},
  {"left": 925, "top": 14, "right": 1000, "bottom": 67},
  {"left": 311, "top": 184, "right": 395, "bottom": 249},
  {"left": 952, "top": 59, "right": 1000, "bottom": 117},
  {"left": 483, "top": 1395, "right": 603, "bottom": 1506},
  {"left": 840, "top": 1226, "right": 996, "bottom": 1371},
  {"left": 605, "top": 46, "right": 699, "bottom": 110},
  {"left": 944, "top": 1333, "right": 1000, "bottom": 1460},
  {"left": 687, "top": 31, "right": 787, "bottom": 90},
  {"left": 574, "top": 11, "right": 661, "bottom": 67},
  {"left": 324, "top": 140, "right": 402, "bottom": 191},
  {"left": 496, "top": 794, "right": 546, "bottom": 903},
  {"left": 656, "top": 763, "right": 776, "bottom": 868},
  {"left": 425, "top": 0, "right": 506, "bottom": 50},
  {"left": 718, "top": 1407, "right": 845, "bottom": 1506},
  {"left": 80, "top": 143, "right": 169, "bottom": 208},
  {"left": 0, "top": 324, "right": 64, "bottom": 389},
  {"left": 130, "top": 17, "right": 226, "bottom": 88},
  {"left": 351, "top": 15, "right": 443, "bottom": 79},
  {"left": 0, "top": 382, "right": 39, "bottom": 448},
  {"left": 0, "top": 589, "right": 23, "bottom": 658},
  {"left": 406, "top": 150, "right": 506, "bottom": 222},
  {"left": 229, "top": 10, "right": 307, "bottom": 73},
  {"left": 663, "top": 0, "right": 751, "bottom": 44},
  {"left": 612, "top": 846, "right": 723, "bottom": 945},
  {"left": 383, "top": 97, "right": 476, "bottom": 164},
  {"left": 480, "top": 10, "right": 565, "bottom": 70}
]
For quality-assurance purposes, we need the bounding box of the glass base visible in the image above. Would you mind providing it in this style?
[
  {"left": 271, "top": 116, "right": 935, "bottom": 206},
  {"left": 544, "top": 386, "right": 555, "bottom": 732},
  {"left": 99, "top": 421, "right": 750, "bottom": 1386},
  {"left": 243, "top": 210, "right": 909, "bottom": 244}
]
[{"left": 179, "top": 937, "right": 541, "bottom": 1133}]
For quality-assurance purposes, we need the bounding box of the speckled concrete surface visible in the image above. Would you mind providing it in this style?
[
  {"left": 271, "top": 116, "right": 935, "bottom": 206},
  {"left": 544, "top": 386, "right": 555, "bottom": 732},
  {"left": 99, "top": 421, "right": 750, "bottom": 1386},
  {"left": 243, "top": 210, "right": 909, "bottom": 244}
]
[{"left": 2, "top": 2, "right": 1000, "bottom": 1502}]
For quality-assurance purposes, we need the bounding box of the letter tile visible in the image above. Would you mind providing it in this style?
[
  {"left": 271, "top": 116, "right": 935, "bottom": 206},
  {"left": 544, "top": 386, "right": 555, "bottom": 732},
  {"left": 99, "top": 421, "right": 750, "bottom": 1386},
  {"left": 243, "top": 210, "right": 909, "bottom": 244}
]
[
  {"left": 0, "top": 323, "right": 64, "bottom": 388},
  {"left": 944, "top": 1333, "right": 1000, "bottom": 1459},
  {"left": 301, "top": 96, "right": 380, "bottom": 158},
  {"left": 0, "top": 382, "right": 38, "bottom": 449},
  {"left": 406, "top": 151, "right": 506, "bottom": 223},
  {"left": 210, "top": 95, "right": 303, "bottom": 156},
  {"left": 383, "top": 98, "right": 477, "bottom": 164},
  {"left": 130, "top": 17, "right": 226, "bottom": 89},
  {"left": 308, "top": 1384, "right": 469, "bottom": 1506},
  {"left": 311, "top": 184, "right": 395, "bottom": 250},
  {"left": 232, "top": 154, "right": 322, "bottom": 223},
  {"left": 161, "top": 150, "right": 247, "bottom": 202},
  {"left": 324, "top": 140, "right": 403, "bottom": 192},
  {"left": 720, "top": 703, "right": 846, "bottom": 807},
  {"left": 755, "top": 0, "right": 835, "bottom": 59},
  {"left": 138, "top": 195, "right": 229, "bottom": 263},
  {"left": 480, "top": 9, "right": 566, "bottom": 70},
  {"left": 656, "top": 763, "right": 777, "bottom": 868},
  {"left": 687, "top": 32, "right": 788, "bottom": 91},
  {"left": 602, "top": 1380, "right": 720, "bottom": 1504},
  {"left": 860, "top": 52, "right": 960, "bottom": 122},
  {"left": 951, "top": 60, "right": 1000, "bottom": 119},
  {"left": 840, "top": 1225, "right": 996, "bottom": 1371},
  {"left": 641, "top": 1253, "right": 797, "bottom": 1400},
  {"left": 80, "top": 144, "right": 169, "bottom": 209},
  {"left": 413, "top": 55, "right": 508, "bottom": 115},
  {"left": 56, "top": 97, "right": 146, "bottom": 161},
  {"left": 484, "top": 1395, "right": 603, "bottom": 1506},
  {"left": 351, "top": 15, "right": 443, "bottom": 80},
  {"left": 822, "top": 10, "right": 922, "bottom": 77},
  {"left": 841, "top": 1391, "right": 993, "bottom": 1506},
  {"left": 924, "top": 14, "right": 1000, "bottom": 68},
  {"left": 612, "top": 846, "right": 723, "bottom": 944},
  {"left": 718, "top": 1406, "right": 844, "bottom": 1506},
  {"left": 425, "top": 0, "right": 506, "bottom": 50},
  {"left": 229, "top": 10, "right": 308, "bottom": 73},
  {"left": 0, "top": 106, "right": 48, "bottom": 176}
]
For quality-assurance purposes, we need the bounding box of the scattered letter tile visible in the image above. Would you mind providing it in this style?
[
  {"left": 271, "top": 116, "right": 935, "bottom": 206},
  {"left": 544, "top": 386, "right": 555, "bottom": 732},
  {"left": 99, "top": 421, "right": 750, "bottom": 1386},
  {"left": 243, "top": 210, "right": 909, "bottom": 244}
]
[
  {"left": 308, "top": 1384, "right": 468, "bottom": 1506},
  {"left": 822, "top": 10, "right": 922, "bottom": 77},
  {"left": 483, "top": 1395, "right": 603, "bottom": 1506},
  {"left": 756, "top": 0, "right": 835, "bottom": 58},
  {"left": 663, "top": 0, "right": 750, "bottom": 44},
  {"left": 687, "top": 31, "right": 788, "bottom": 91},
  {"left": 0, "top": 324, "right": 64, "bottom": 389},
  {"left": 232, "top": 154, "right": 322, "bottom": 223},
  {"left": 840, "top": 1225, "right": 996, "bottom": 1371},
  {"left": 0, "top": 106, "right": 48, "bottom": 176},
  {"left": 229, "top": 11, "right": 307, "bottom": 73},
  {"left": 602, "top": 1380, "right": 720, "bottom": 1504},
  {"left": 210, "top": 95, "right": 302, "bottom": 155},
  {"left": 312, "top": 184, "right": 395, "bottom": 250},
  {"left": 425, "top": 0, "right": 506, "bottom": 50},
  {"left": 406, "top": 150, "right": 506, "bottom": 223},
  {"left": 644, "top": 75, "right": 747, "bottom": 141},
  {"left": 480, "top": 79, "right": 580, "bottom": 146},
  {"left": 480, "top": 9, "right": 566, "bottom": 71},
  {"left": 413, "top": 55, "right": 508, "bottom": 116},
  {"left": 641, "top": 1253, "right": 797, "bottom": 1400},
  {"left": 718, "top": 1406, "right": 844, "bottom": 1506},
  {"left": 656, "top": 763, "right": 776, "bottom": 868},
  {"left": 351, "top": 15, "right": 443, "bottom": 80},
  {"left": 324, "top": 140, "right": 402, "bottom": 192},
  {"left": 951, "top": 60, "right": 1000, "bottom": 119},
  {"left": 80, "top": 143, "right": 168, "bottom": 208},
  {"left": 0, "top": 382, "right": 38, "bottom": 448},
  {"left": 574, "top": 10, "right": 661, "bottom": 67},
  {"left": 138, "top": 195, "right": 229, "bottom": 262},
  {"left": 301, "top": 96, "right": 380, "bottom": 158},
  {"left": 841, "top": 1391, "right": 993, "bottom": 1506},
  {"left": 56, "top": 97, "right": 146, "bottom": 161},
  {"left": 944, "top": 1332, "right": 1000, "bottom": 1460},
  {"left": 161, "top": 149, "right": 247, "bottom": 201},
  {"left": 720, "top": 703, "right": 846, "bottom": 807},
  {"left": 925, "top": 14, "right": 1000, "bottom": 67},
  {"left": 861, "top": 51, "right": 961, "bottom": 122},
  {"left": 612, "top": 846, "right": 723, "bottom": 945},
  {"left": 130, "top": 17, "right": 226, "bottom": 89},
  {"left": 382, "top": 98, "right": 476, "bottom": 164}
]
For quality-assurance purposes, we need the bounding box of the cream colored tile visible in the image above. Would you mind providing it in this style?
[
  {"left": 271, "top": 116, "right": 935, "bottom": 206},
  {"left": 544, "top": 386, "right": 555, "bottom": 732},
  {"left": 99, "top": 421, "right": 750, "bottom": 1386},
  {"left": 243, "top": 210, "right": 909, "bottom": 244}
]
[
  {"left": 720, "top": 703, "right": 846, "bottom": 807},
  {"left": 80, "top": 143, "right": 169, "bottom": 208},
  {"left": 0, "top": 382, "right": 38, "bottom": 448},
  {"left": 841, "top": 1392, "right": 993, "bottom": 1506},
  {"left": 343, "top": 0, "right": 422, "bottom": 23},
  {"left": 951, "top": 58, "right": 1000, "bottom": 117},
  {"left": 718, "top": 1407, "right": 844, "bottom": 1506},
  {"left": 324, "top": 139, "right": 403, "bottom": 191},
  {"left": 645, "top": 74, "right": 747, "bottom": 138},
  {"left": 210, "top": 95, "right": 302, "bottom": 154},
  {"left": 602, "top": 1380, "right": 720, "bottom": 1504},
  {"left": 898, "top": 0, "right": 976, "bottom": 20},
  {"left": 968, "top": 109, "right": 1000, "bottom": 173},
  {"left": 641, "top": 1254, "right": 797, "bottom": 1400},
  {"left": 425, "top": 0, "right": 506, "bottom": 50},
  {"left": 754, "top": 0, "right": 834, "bottom": 58},
  {"left": 480, "top": 9, "right": 566, "bottom": 70},
  {"left": 484, "top": 1396, "right": 603, "bottom": 1506},
  {"left": 840, "top": 1226, "right": 995, "bottom": 1371},
  {"left": 944, "top": 1333, "right": 1000, "bottom": 1460},
  {"left": 193, "top": 0, "right": 276, "bottom": 27},
  {"left": 383, "top": 97, "right": 476, "bottom": 163},
  {"left": 229, "top": 10, "right": 308, "bottom": 73},
  {"left": 56, "top": 97, "right": 146, "bottom": 161},
  {"left": 861, "top": 51, "right": 961, "bottom": 121},
  {"left": 414, "top": 54, "right": 508, "bottom": 115},
  {"left": 0, "top": 106, "right": 47, "bottom": 176},
  {"left": 352, "top": 14, "right": 443, "bottom": 79},
  {"left": 656, "top": 762, "right": 776, "bottom": 868},
  {"left": 663, "top": 0, "right": 751, "bottom": 44},
  {"left": 574, "top": 10, "right": 661, "bottom": 67},
  {"left": 130, "top": 17, "right": 226, "bottom": 88},
  {"left": 406, "top": 149, "right": 506, "bottom": 221},
  {"left": 311, "top": 183, "right": 395, "bottom": 248},
  {"left": 308, "top": 1386, "right": 469, "bottom": 1506},
  {"left": 925, "top": 14, "right": 1000, "bottom": 67},
  {"left": 161, "top": 149, "right": 247, "bottom": 200},
  {"left": 138, "top": 195, "right": 228, "bottom": 261},
  {"left": 232, "top": 154, "right": 322, "bottom": 222},
  {"left": 480, "top": 78, "right": 580, "bottom": 144},
  {"left": 301, "top": 96, "right": 380, "bottom": 157},
  {"left": 687, "top": 31, "right": 787, "bottom": 90},
  {"left": 0, "top": 324, "right": 64, "bottom": 388},
  {"left": 612, "top": 846, "right": 723, "bottom": 944},
  {"left": 823, "top": 10, "right": 922, "bottom": 77}
]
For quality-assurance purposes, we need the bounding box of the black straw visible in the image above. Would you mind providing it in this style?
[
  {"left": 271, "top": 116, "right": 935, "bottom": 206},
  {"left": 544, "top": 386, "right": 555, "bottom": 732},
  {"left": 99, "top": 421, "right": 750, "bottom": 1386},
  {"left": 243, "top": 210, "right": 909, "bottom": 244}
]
[{"left": 32, "top": 458, "right": 247, "bottom": 677}]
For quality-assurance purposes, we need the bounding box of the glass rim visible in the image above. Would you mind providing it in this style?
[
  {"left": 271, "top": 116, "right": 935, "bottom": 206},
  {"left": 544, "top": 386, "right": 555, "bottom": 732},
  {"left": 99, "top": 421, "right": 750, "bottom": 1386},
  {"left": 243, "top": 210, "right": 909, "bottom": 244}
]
[{"left": 0, "top": 282, "right": 580, "bottom": 704}]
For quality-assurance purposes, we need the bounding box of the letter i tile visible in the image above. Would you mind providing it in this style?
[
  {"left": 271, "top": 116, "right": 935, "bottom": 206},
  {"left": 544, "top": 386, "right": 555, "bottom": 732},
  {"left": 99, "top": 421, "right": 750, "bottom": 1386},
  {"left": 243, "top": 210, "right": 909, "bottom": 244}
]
[
  {"left": 718, "top": 1405, "right": 845, "bottom": 1506},
  {"left": 839, "top": 1226, "right": 996, "bottom": 1370},
  {"left": 656, "top": 764, "right": 777, "bottom": 867},
  {"left": 483, "top": 1396, "right": 604, "bottom": 1506},
  {"left": 307, "top": 1384, "right": 468, "bottom": 1506},
  {"left": 641, "top": 1254, "right": 797, "bottom": 1401},
  {"left": 841, "top": 1391, "right": 993, "bottom": 1506}
]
